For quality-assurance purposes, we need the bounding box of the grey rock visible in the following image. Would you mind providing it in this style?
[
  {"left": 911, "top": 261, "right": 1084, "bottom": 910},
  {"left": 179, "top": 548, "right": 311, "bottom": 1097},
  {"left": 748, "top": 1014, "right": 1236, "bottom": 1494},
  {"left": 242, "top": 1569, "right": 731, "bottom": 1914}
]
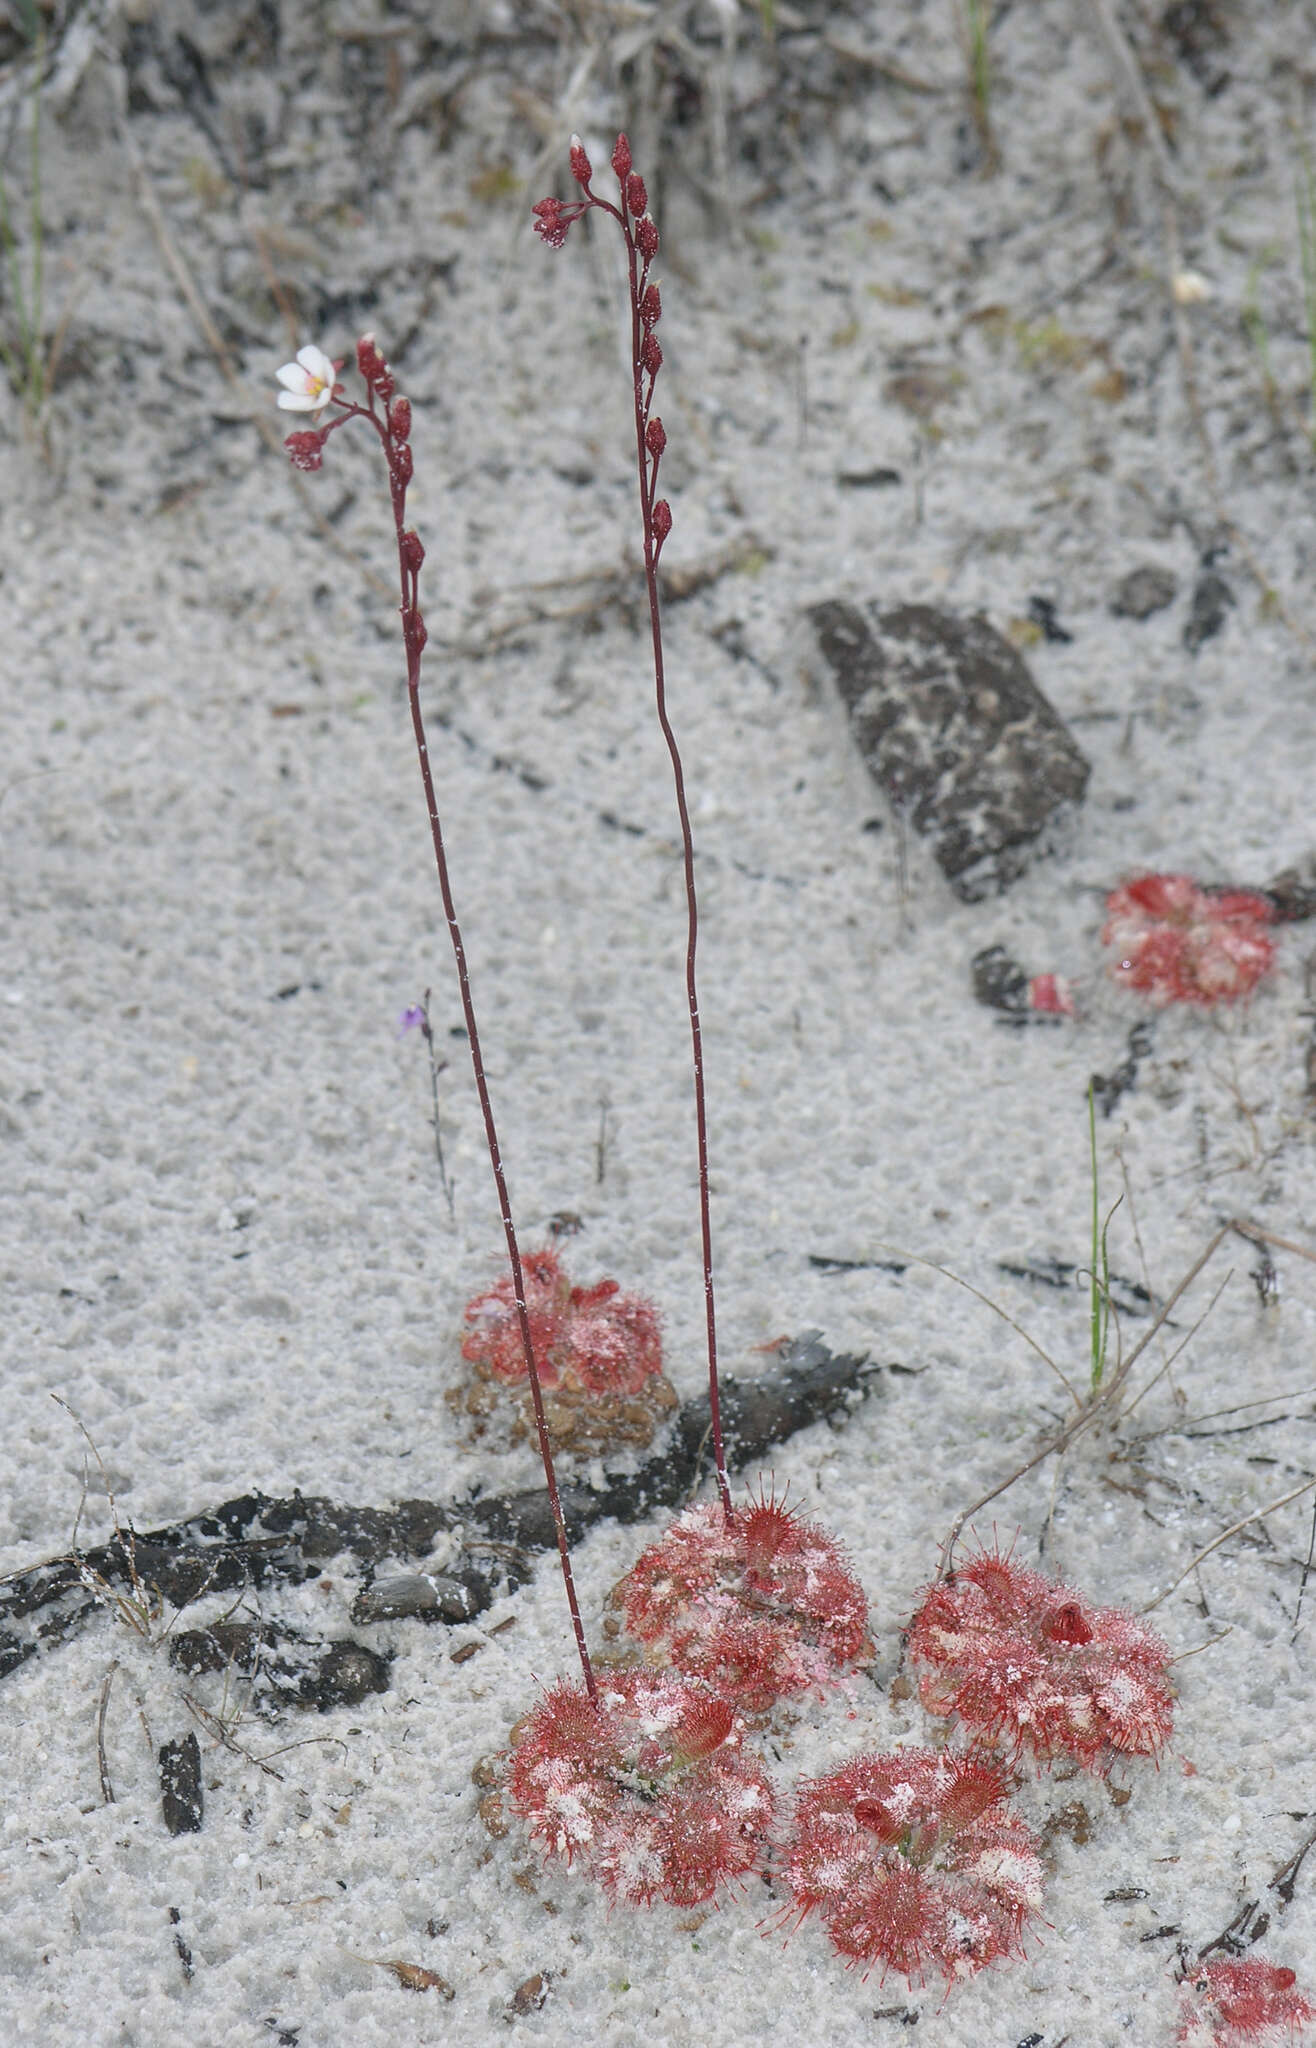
[
  {"left": 1110, "top": 565, "right": 1178, "bottom": 619},
  {"left": 799, "top": 600, "right": 1090, "bottom": 900}
]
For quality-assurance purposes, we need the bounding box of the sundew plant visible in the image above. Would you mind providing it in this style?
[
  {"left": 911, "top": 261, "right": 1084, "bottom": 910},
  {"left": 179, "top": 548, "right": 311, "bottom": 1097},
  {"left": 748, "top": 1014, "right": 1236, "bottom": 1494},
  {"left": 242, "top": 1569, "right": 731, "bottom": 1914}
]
[{"left": 273, "top": 135, "right": 1314, "bottom": 2030}]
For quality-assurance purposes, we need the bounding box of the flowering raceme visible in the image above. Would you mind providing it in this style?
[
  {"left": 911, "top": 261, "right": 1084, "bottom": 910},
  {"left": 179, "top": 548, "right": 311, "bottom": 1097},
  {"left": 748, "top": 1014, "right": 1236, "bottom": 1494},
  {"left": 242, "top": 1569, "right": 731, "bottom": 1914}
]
[
  {"left": 780, "top": 1748, "right": 1043, "bottom": 1983},
  {"left": 1177, "top": 1957, "right": 1315, "bottom": 2047},
  {"left": 505, "top": 1670, "right": 773, "bottom": 1907},
  {"left": 615, "top": 1493, "right": 870, "bottom": 1713},
  {"left": 1103, "top": 873, "right": 1276, "bottom": 1007},
  {"left": 906, "top": 1547, "right": 1174, "bottom": 1773}
]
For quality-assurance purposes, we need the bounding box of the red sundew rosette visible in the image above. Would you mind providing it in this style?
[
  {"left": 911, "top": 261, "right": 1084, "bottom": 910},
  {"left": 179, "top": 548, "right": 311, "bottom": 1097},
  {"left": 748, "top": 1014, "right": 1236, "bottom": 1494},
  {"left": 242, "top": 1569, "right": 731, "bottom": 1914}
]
[
  {"left": 616, "top": 1496, "right": 870, "bottom": 1714},
  {"left": 780, "top": 1748, "right": 1043, "bottom": 1983},
  {"left": 907, "top": 1550, "right": 1174, "bottom": 1773},
  {"left": 1177, "top": 1956, "right": 1315, "bottom": 2047},
  {"left": 461, "top": 1246, "right": 662, "bottom": 1396},
  {"left": 1103, "top": 873, "right": 1276, "bottom": 1007},
  {"left": 504, "top": 1670, "right": 773, "bottom": 1907}
]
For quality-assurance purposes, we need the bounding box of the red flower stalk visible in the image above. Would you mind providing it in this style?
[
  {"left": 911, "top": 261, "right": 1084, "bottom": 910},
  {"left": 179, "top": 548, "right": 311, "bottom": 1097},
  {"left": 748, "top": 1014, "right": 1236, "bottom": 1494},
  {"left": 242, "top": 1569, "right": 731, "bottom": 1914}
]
[
  {"left": 505, "top": 1670, "right": 773, "bottom": 1907},
  {"left": 1103, "top": 873, "right": 1276, "bottom": 1007},
  {"left": 616, "top": 1493, "right": 869, "bottom": 1713},
  {"left": 276, "top": 336, "right": 597, "bottom": 1702},
  {"left": 780, "top": 1748, "right": 1043, "bottom": 1984},
  {"left": 462, "top": 1244, "right": 662, "bottom": 1397},
  {"left": 907, "top": 1547, "right": 1174, "bottom": 1774},
  {"left": 535, "top": 135, "right": 732, "bottom": 1520},
  {"left": 1178, "top": 1957, "right": 1315, "bottom": 2046}
]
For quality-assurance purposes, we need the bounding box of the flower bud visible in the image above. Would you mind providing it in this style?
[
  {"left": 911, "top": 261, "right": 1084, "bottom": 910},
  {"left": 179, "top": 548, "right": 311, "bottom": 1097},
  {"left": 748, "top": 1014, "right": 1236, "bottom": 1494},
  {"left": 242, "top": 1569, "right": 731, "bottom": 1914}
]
[
  {"left": 635, "top": 215, "right": 659, "bottom": 260},
  {"left": 652, "top": 499, "right": 672, "bottom": 544},
  {"left": 356, "top": 333, "right": 383, "bottom": 384},
  {"left": 640, "top": 333, "right": 663, "bottom": 378},
  {"left": 284, "top": 429, "right": 325, "bottom": 472},
  {"left": 375, "top": 371, "right": 395, "bottom": 402},
  {"left": 640, "top": 283, "right": 661, "bottom": 330},
  {"left": 625, "top": 172, "right": 647, "bottom": 218},
  {"left": 645, "top": 416, "right": 666, "bottom": 458},
  {"left": 403, "top": 605, "right": 428, "bottom": 656},
  {"left": 394, "top": 442, "right": 414, "bottom": 487},
  {"left": 388, "top": 394, "right": 412, "bottom": 442},
  {"left": 611, "top": 133, "right": 632, "bottom": 182},
  {"left": 400, "top": 529, "right": 425, "bottom": 572},
  {"left": 569, "top": 134, "right": 592, "bottom": 186},
  {"left": 532, "top": 196, "right": 570, "bottom": 249}
]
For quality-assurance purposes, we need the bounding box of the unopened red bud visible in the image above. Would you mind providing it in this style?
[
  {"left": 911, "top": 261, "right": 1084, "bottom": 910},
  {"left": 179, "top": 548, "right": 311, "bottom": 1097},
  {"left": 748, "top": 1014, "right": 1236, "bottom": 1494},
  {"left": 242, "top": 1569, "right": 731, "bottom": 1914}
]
[
  {"left": 400, "top": 529, "right": 425, "bottom": 572},
  {"left": 532, "top": 196, "right": 570, "bottom": 249},
  {"left": 394, "top": 442, "right": 414, "bottom": 487},
  {"left": 284, "top": 430, "right": 325, "bottom": 473},
  {"left": 645, "top": 416, "right": 666, "bottom": 457},
  {"left": 388, "top": 394, "right": 412, "bottom": 441},
  {"left": 404, "top": 606, "right": 428, "bottom": 655},
  {"left": 635, "top": 215, "right": 659, "bottom": 260},
  {"left": 611, "top": 133, "right": 632, "bottom": 181},
  {"left": 356, "top": 333, "right": 381, "bottom": 382},
  {"left": 640, "top": 333, "right": 663, "bottom": 377},
  {"left": 625, "top": 172, "right": 647, "bottom": 217},
  {"left": 376, "top": 371, "right": 395, "bottom": 402},
  {"left": 640, "top": 283, "right": 661, "bottom": 330},
  {"left": 569, "top": 134, "right": 592, "bottom": 186},
  {"left": 652, "top": 499, "right": 672, "bottom": 543}
]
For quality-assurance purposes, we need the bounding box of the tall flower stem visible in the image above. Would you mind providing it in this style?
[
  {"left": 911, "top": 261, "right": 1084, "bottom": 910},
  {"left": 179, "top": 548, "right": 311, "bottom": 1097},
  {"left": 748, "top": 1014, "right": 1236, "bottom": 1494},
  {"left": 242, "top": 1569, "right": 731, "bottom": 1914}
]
[
  {"left": 535, "top": 137, "right": 733, "bottom": 1521},
  {"left": 283, "top": 339, "right": 597, "bottom": 1702}
]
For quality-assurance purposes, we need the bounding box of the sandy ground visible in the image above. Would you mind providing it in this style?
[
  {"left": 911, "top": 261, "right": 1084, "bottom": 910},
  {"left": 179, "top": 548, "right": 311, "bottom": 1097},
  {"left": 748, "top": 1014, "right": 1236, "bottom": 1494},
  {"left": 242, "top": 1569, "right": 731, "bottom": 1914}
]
[{"left": 2, "top": 1, "right": 1315, "bottom": 2041}]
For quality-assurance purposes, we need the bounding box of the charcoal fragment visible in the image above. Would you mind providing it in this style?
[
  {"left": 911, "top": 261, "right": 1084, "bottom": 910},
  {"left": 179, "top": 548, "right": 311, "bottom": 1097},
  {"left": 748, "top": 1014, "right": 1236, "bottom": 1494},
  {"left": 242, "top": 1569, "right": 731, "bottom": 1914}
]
[
  {"left": 351, "top": 1572, "right": 483, "bottom": 1624},
  {"left": 302, "top": 1641, "right": 391, "bottom": 1710},
  {"left": 972, "top": 944, "right": 1030, "bottom": 1013},
  {"left": 1183, "top": 570, "right": 1233, "bottom": 652},
  {"left": 1263, "top": 858, "right": 1316, "bottom": 923},
  {"left": 159, "top": 1732, "right": 203, "bottom": 1835},
  {"left": 1110, "top": 565, "right": 1177, "bottom": 619},
  {"left": 1027, "top": 595, "right": 1073, "bottom": 643},
  {"left": 1091, "top": 1020, "right": 1156, "bottom": 1116},
  {"left": 2, "top": 1339, "right": 876, "bottom": 1689},
  {"left": 799, "top": 601, "right": 1089, "bottom": 899},
  {"left": 837, "top": 466, "right": 902, "bottom": 489}
]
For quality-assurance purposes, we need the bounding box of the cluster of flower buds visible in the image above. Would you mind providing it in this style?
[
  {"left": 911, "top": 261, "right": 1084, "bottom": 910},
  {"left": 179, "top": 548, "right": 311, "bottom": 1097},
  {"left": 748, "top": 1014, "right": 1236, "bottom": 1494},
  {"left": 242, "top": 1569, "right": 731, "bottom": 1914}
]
[
  {"left": 533, "top": 134, "right": 671, "bottom": 554},
  {"left": 780, "top": 1748, "right": 1044, "bottom": 1983},
  {"left": 275, "top": 329, "right": 420, "bottom": 535},
  {"left": 614, "top": 1493, "right": 870, "bottom": 1713},
  {"left": 505, "top": 1670, "right": 773, "bottom": 1907},
  {"left": 907, "top": 1546, "right": 1175, "bottom": 1773},
  {"left": 1177, "top": 1957, "right": 1315, "bottom": 2047},
  {"left": 1103, "top": 873, "right": 1276, "bottom": 1007}
]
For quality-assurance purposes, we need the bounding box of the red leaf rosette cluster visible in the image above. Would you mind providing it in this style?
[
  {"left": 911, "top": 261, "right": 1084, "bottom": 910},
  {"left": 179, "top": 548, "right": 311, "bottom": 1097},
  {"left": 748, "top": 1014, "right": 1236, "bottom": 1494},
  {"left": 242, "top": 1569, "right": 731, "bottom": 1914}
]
[
  {"left": 1177, "top": 1957, "right": 1315, "bottom": 2047},
  {"left": 462, "top": 1244, "right": 662, "bottom": 1398},
  {"left": 1103, "top": 873, "right": 1275, "bottom": 1007},
  {"left": 907, "top": 1548, "right": 1174, "bottom": 1773},
  {"left": 505, "top": 1670, "right": 773, "bottom": 1907},
  {"left": 615, "top": 1494, "right": 870, "bottom": 1713},
  {"left": 780, "top": 1748, "right": 1043, "bottom": 1983}
]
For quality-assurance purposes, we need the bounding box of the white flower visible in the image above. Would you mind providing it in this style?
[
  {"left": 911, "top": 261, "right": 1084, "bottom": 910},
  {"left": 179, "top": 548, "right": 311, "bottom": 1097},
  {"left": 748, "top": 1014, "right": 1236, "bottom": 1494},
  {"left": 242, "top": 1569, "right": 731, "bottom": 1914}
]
[
  {"left": 1171, "top": 268, "right": 1213, "bottom": 305},
  {"left": 275, "top": 344, "right": 338, "bottom": 412}
]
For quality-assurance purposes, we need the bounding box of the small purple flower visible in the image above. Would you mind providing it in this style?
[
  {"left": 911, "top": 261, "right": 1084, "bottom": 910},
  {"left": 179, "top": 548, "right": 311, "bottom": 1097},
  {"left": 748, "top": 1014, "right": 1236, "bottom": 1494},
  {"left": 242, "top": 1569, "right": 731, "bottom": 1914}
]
[{"left": 399, "top": 1003, "right": 428, "bottom": 1035}]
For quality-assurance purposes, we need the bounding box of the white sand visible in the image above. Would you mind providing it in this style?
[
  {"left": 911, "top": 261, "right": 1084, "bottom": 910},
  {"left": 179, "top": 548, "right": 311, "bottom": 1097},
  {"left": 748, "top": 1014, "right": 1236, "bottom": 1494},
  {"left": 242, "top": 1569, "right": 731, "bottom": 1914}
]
[{"left": 1, "top": 3, "right": 1314, "bottom": 2041}]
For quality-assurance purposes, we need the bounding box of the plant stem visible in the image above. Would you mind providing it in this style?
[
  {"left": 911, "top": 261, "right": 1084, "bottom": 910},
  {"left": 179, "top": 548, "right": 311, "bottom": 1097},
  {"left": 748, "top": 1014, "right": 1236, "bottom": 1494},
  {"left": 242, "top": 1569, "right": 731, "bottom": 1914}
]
[
  {"left": 574, "top": 151, "right": 733, "bottom": 1521},
  {"left": 1088, "top": 1082, "right": 1103, "bottom": 1392},
  {"left": 331, "top": 384, "right": 598, "bottom": 1703}
]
